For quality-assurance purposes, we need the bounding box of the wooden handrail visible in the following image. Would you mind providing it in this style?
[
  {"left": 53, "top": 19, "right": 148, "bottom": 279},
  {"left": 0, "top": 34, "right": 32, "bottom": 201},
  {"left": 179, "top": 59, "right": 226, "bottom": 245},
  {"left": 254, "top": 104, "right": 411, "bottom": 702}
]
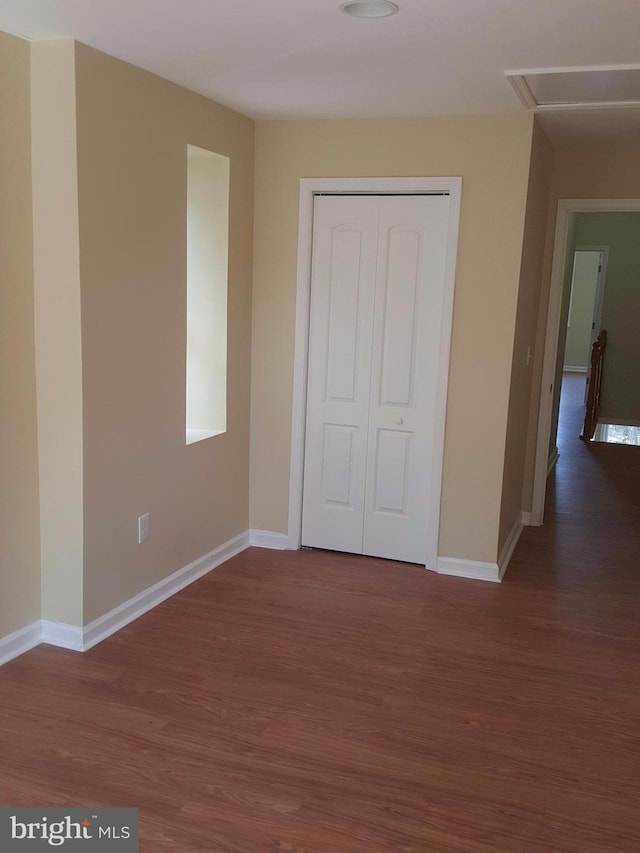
[{"left": 581, "top": 329, "right": 607, "bottom": 441}]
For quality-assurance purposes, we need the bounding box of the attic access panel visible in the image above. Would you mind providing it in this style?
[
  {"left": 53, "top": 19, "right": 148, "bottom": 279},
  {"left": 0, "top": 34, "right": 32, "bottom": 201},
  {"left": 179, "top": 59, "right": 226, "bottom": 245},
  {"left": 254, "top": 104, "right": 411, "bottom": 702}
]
[{"left": 506, "top": 65, "right": 640, "bottom": 111}]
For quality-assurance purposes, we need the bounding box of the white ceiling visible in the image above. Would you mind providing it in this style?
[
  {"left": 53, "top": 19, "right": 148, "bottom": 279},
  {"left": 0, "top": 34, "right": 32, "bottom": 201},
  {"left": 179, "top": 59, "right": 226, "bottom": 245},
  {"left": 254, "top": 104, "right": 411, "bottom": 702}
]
[{"left": 3, "top": 0, "right": 640, "bottom": 140}]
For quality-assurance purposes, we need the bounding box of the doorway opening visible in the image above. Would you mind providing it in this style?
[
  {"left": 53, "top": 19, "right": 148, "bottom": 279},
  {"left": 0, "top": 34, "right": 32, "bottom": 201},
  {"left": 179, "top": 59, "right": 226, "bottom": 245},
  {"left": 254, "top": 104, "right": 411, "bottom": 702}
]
[
  {"left": 564, "top": 247, "right": 607, "bottom": 381},
  {"left": 532, "top": 200, "right": 640, "bottom": 524}
]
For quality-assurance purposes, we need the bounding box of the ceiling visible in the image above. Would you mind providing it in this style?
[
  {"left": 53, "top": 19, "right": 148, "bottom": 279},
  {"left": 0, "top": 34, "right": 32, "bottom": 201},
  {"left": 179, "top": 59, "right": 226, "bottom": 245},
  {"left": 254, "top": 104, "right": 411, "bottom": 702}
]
[{"left": 3, "top": 0, "right": 640, "bottom": 142}]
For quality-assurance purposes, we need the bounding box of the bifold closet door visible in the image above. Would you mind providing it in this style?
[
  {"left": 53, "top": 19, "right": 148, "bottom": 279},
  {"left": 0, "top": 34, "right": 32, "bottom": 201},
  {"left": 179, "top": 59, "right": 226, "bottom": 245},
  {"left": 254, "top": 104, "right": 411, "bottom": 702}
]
[
  {"left": 301, "top": 195, "right": 379, "bottom": 555},
  {"left": 301, "top": 193, "right": 450, "bottom": 564}
]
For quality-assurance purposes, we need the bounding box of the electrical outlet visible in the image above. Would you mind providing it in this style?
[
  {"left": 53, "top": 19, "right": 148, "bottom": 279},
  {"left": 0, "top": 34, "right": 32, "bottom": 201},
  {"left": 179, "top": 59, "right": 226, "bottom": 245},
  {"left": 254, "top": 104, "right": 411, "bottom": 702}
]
[{"left": 138, "top": 513, "right": 149, "bottom": 544}]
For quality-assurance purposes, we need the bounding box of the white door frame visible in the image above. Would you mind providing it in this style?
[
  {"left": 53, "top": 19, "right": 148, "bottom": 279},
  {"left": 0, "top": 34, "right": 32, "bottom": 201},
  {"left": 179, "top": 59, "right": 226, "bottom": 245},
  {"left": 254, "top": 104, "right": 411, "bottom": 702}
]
[
  {"left": 580, "top": 246, "right": 609, "bottom": 352},
  {"left": 287, "top": 176, "right": 462, "bottom": 570},
  {"left": 569, "top": 246, "right": 609, "bottom": 404},
  {"left": 566, "top": 246, "right": 609, "bottom": 361},
  {"left": 531, "top": 198, "right": 640, "bottom": 525}
]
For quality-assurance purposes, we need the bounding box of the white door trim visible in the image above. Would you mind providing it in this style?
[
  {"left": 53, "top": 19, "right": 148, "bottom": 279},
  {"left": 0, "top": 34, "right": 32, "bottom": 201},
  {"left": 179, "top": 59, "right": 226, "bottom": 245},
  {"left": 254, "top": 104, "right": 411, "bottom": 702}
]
[
  {"left": 288, "top": 176, "right": 462, "bottom": 569},
  {"left": 531, "top": 198, "right": 640, "bottom": 525},
  {"left": 575, "top": 245, "right": 609, "bottom": 353}
]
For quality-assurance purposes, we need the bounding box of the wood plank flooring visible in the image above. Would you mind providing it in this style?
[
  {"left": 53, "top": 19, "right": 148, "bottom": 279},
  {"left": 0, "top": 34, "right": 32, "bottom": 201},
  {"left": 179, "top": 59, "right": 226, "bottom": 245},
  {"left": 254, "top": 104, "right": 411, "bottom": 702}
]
[{"left": 1, "top": 372, "right": 640, "bottom": 851}]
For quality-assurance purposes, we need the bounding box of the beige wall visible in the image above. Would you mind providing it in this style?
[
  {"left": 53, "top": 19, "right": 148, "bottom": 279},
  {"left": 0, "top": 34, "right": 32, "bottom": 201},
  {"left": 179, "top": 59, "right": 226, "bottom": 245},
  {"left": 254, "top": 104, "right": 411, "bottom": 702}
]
[
  {"left": 74, "top": 44, "right": 254, "bottom": 623},
  {"left": 251, "top": 115, "right": 534, "bottom": 564},
  {"left": 499, "top": 119, "right": 553, "bottom": 551},
  {"left": 550, "top": 143, "right": 640, "bottom": 200},
  {"left": 31, "top": 40, "right": 84, "bottom": 625},
  {"left": 574, "top": 212, "right": 640, "bottom": 423},
  {"left": 0, "top": 32, "right": 41, "bottom": 637}
]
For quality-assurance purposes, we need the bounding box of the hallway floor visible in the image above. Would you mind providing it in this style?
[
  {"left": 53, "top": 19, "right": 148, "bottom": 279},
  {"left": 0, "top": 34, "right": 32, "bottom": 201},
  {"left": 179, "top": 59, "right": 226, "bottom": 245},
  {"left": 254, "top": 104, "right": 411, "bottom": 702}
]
[
  {"left": 1, "top": 373, "right": 640, "bottom": 851},
  {"left": 513, "top": 371, "right": 640, "bottom": 595}
]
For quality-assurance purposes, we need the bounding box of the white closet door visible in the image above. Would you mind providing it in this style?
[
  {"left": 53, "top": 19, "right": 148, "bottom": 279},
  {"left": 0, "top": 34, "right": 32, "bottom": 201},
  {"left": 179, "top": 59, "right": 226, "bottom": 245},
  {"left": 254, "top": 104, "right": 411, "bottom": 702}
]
[
  {"left": 363, "top": 195, "right": 449, "bottom": 563},
  {"left": 302, "top": 193, "right": 450, "bottom": 564},
  {"left": 301, "top": 195, "right": 379, "bottom": 553}
]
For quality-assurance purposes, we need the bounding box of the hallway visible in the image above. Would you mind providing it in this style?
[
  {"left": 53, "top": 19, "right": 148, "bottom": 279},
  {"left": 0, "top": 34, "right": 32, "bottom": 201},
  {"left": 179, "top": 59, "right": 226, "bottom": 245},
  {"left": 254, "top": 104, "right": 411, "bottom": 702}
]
[{"left": 512, "top": 371, "right": 640, "bottom": 595}]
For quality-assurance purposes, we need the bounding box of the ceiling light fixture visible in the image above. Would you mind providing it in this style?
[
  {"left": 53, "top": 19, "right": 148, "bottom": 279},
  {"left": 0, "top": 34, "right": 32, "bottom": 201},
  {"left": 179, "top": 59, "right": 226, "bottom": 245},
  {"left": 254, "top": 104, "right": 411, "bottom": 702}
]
[{"left": 340, "top": 1, "right": 399, "bottom": 19}]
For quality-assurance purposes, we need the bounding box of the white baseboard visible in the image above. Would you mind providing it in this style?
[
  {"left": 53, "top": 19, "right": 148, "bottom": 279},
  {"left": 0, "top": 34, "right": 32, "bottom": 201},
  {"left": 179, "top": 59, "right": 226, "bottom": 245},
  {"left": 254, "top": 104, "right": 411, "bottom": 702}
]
[
  {"left": 0, "top": 621, "right": 42, "bottom": 666},
  {"left": 249, "top": 529, "right": 292, "bottom": 550},
  {"left": 497, "top": 516, "right": 524, "bottom": 580},
  {"left": 563, "top": 366, "right": 588, "bottom": 373},
  {"left": 522, "top": 508, "right": 544, "bottom": 526},
  {"left": 436, "top": 515, "right": 525, "bottom": 584},
  {"left": 41, "top": 620, "right": 84, "bottom": 651},
  {"left": 436, "top": 556, "right": 501, "bottom": 583},
  {"left": 0, "top": 531, "right": 251, "bottom": 665},
  {"left": 547, "top": 448, "right": 559, "bottom": 476},
  {"left": 82, "top": 530, "right": 250, "bottom": 652}
]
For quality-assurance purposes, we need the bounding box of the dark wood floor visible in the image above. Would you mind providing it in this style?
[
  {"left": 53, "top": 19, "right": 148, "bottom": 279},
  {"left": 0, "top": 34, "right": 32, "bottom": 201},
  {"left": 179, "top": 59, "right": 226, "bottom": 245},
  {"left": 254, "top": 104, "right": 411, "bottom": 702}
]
[{"left": 2, "top": 373, "right": 640, "bottom": 851}]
